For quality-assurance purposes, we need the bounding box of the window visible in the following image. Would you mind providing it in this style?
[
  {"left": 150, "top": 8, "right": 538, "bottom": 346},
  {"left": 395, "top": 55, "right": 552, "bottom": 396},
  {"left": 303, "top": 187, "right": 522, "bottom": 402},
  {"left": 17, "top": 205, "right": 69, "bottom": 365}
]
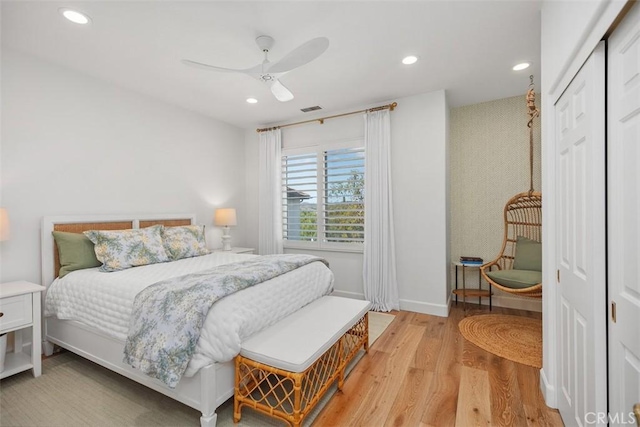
[{"left": 282, "top": 141, "right": 365, "bottom": 250}]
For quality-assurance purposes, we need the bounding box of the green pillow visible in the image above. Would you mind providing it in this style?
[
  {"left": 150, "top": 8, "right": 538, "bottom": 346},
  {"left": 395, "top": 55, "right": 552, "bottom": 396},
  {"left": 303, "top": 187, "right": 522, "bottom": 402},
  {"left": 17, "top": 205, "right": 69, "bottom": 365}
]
[
  {"left": 52, "top": 231, "right": 102, "bottom": 278},
  {"left": 513, "top": 236, "right": 542, "bottom": 271},
  {"left": 486, "top": 269, "right": 542, "bottom": 289}
]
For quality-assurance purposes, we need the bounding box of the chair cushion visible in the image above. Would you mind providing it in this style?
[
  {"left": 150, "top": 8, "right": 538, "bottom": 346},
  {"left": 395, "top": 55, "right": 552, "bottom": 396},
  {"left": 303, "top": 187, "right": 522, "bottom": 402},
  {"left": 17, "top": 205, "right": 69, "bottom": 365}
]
[
  {"left": 486, "top": 269, "right": 542, "bottom": 289},
  {"left": 513, "top": 236, "right": 542, "bottom": 271}
]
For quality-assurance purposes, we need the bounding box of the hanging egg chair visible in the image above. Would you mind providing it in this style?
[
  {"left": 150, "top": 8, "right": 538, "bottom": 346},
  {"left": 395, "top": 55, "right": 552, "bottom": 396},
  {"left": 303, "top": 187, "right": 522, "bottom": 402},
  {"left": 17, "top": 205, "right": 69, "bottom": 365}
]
[{"left": 480, "top": 77, "right": 543, "bottom": 299}]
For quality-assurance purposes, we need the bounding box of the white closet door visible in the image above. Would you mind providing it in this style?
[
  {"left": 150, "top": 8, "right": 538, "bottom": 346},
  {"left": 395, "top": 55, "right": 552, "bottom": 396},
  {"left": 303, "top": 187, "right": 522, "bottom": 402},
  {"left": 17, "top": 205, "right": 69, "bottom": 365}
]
[
  {"left": 608, "top": 3, "right": 640, "bottom": 425},
  {"left": 555, "top": 41, "right": 607, "bottom": 426}
]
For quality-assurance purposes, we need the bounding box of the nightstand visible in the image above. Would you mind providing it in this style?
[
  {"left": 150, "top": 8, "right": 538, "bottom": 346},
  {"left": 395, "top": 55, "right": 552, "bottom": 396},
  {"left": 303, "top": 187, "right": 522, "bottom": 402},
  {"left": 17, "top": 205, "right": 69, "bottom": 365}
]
[
  {"left": 0, "top": 281, "right": 45, "bottom": 379},
  {"left": 214, "top": 247, "right": 255, "bottom": 254}
]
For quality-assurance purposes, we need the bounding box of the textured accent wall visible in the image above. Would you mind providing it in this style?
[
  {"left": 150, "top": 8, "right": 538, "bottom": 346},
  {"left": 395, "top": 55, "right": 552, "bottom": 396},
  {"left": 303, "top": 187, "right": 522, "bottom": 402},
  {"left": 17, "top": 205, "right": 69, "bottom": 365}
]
[{"left": 450, "top": 94, "right": 541, "bottom": 304}]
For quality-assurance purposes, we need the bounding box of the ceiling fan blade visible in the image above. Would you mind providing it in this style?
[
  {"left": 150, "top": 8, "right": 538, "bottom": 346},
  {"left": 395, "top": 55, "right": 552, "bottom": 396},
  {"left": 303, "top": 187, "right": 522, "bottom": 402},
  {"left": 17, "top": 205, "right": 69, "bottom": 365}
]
[
  {"left": 182, "top": 59, "right": 260, "bottom": 74},
  {"left": 267, "top": 37, "right": 329, "bottom": 74},
  {"left": 270, "top": 79, "right": 294, "bottom": 102}
]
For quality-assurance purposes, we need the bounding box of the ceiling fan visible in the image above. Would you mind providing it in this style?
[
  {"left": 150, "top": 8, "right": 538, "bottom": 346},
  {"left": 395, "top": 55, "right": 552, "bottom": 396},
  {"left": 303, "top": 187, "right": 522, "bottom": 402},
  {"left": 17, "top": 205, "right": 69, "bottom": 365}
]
[{"left": 182, "top": 35, "right": 329, "bottom": 102}]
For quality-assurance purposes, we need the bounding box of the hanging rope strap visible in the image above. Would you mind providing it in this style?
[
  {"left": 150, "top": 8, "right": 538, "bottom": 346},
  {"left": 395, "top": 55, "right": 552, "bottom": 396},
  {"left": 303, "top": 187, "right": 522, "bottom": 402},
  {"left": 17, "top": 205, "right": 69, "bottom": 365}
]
[{"left": 526, "top": 75, "right": 540, "bottom": 195}]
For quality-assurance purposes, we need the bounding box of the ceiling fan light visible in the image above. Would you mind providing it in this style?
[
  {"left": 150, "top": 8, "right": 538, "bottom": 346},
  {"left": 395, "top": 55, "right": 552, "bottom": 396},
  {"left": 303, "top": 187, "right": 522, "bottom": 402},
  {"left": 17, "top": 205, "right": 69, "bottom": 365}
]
[
  {"left": 246, "top": 98, "right": 258, "bottom": 104},
  {"left": 402, "top": 55, "right": 418, "bottom": 65},
  {"left": 513, "top": 62, "right": 530, "bottom": 71},
  {"left": 59, "top": 8, "right": 91, "bottom": 25}
]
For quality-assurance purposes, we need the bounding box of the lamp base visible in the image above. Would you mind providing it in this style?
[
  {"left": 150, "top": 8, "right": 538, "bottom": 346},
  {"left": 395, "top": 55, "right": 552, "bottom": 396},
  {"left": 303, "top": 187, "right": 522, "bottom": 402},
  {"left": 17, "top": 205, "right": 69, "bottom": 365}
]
[{"left": 221, "top": 227, "right": 232, "bottom": 251}]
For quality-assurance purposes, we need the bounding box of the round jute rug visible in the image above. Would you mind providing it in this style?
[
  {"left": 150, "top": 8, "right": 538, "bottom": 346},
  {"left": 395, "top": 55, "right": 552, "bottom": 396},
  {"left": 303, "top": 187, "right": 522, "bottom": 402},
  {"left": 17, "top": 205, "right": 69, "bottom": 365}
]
[{"left": 458, "top": 314, "right": 542, "bottom": 368}]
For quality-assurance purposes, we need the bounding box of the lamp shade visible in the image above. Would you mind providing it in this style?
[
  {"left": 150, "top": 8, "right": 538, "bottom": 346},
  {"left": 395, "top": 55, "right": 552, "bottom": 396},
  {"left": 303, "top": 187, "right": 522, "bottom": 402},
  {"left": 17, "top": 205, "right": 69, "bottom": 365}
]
[
  {"left": 214, "top": 208, "right": 237, "bottom": 227},
  {"left": 0, "top": 208, "right": 9, "bottom": 241}
]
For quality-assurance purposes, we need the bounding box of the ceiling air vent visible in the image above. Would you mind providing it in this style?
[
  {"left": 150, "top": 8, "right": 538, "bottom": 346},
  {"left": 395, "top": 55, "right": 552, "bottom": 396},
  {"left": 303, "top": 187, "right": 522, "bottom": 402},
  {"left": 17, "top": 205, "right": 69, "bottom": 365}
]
[{"left": 300, "top": 106, "right": 322, "bottom": 113}]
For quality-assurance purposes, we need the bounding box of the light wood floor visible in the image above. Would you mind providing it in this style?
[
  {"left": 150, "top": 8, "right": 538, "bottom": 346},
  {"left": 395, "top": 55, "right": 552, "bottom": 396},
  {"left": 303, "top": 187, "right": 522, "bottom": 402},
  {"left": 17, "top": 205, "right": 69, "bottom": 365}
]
[{"left": 313, "top": 303, "right": 563, "bottom": 427}]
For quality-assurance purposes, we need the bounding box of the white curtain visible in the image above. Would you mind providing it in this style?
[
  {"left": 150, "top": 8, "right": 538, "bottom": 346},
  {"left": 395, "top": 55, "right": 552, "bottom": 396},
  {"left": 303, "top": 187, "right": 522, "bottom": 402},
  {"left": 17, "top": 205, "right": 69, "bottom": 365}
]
[
  {"left": 363, "top": 110, "right": 399, "bottom": 312},
  {"left": 258, "top": 129, "right": 283, "bottom": 255}
]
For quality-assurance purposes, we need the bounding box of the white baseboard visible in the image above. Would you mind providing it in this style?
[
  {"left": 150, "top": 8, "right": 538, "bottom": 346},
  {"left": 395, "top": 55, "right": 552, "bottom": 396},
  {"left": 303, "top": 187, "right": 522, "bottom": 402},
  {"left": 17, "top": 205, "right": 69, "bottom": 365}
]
[
  {"left": 451, "top": 292, "right": 542, "bottom": 312},
  {"left": 540, "top": 368, "right": 557, "bottom": 408},
  {"left": 333, "top": 290, "right": 537, "bottom": 314},
  {"left": 399, "top": 298, "right": 449, "bottom": 317},
  {"left": 492, "top": 294, "right": 542, "bottom": 312},
  {"left": 331, "top": 291, "right": 450, "bottom": 317}
]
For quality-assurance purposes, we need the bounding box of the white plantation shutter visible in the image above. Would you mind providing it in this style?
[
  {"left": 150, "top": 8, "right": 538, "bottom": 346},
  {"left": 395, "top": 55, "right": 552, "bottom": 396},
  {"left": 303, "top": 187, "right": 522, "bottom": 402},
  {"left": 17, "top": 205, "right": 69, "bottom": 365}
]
[
  {"left": 323, "top": 147, "right": 365, "bottom": 244},
  {"left": 282, "top": 143, "right": 364, "bottom": 249},
  {"left": 282, "top": 152, "right": 318, "bottom": 242}
]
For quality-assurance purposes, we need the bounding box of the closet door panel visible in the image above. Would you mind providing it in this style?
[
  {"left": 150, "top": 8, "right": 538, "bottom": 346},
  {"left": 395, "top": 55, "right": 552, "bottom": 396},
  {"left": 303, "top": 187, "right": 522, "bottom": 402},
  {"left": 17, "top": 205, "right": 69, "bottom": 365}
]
[
  {"left": 608, "top": 3, "right": 640, "bottom": 423},
  {"left": 555, "top": 40, "right": 607, "bottom": 427}
]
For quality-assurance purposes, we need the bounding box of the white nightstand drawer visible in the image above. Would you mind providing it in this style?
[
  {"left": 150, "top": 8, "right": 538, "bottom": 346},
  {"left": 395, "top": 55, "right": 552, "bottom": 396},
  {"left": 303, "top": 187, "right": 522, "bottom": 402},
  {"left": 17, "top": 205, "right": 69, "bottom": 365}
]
[{"left": 0, "top": 294, "right": 33, "bottom": 332}]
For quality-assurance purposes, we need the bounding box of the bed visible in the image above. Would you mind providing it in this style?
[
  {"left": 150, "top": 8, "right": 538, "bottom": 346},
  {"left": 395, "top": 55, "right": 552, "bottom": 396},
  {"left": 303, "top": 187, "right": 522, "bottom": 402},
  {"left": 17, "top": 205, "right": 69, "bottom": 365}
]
[{"left": 40, "top": 214, "right": 334, "bottom": 427}]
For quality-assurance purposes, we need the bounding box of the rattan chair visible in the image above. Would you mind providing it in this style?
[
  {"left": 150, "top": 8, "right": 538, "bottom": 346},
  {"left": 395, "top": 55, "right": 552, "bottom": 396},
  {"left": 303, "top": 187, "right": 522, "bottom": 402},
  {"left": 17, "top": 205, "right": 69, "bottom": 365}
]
[{"left": 480, "top": 192, "right": 543, "bottom": 298}]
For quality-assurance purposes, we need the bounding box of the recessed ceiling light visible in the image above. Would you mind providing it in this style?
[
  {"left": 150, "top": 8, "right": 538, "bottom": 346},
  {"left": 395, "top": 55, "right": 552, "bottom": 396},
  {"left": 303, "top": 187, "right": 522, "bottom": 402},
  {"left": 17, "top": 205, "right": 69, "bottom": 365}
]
[
  {"left": 59, "top": 8, "right": 91, "bottom": 25},
  {"left": 513, "top": 62, "right": 531, "bottom": 71},
  {"left": 402, "top": 55, "right": 418, "bottom": 65},
  {"left": 246, "top": 98, "right": 258, "bottom": 104}
]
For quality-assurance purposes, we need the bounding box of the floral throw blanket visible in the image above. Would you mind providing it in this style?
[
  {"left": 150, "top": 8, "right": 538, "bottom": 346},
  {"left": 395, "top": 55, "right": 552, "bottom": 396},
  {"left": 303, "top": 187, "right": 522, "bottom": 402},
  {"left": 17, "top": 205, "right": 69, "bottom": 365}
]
[{"left": 123, "top": 254, "right": 328, "bottom": 388}]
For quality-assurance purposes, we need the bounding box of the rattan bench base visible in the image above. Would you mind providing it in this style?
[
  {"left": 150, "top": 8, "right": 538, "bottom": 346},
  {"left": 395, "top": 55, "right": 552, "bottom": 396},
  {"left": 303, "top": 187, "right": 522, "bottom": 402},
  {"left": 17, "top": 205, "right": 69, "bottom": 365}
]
[{"left": 233, "top": 312, "right": 368, "bottom": 427}]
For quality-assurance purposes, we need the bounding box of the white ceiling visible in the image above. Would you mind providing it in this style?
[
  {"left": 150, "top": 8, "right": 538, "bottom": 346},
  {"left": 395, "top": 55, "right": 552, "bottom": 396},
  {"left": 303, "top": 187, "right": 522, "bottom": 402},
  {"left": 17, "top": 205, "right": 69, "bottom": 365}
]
[{"left": 1, "top": 1, "right": 541, "bottom": 129}]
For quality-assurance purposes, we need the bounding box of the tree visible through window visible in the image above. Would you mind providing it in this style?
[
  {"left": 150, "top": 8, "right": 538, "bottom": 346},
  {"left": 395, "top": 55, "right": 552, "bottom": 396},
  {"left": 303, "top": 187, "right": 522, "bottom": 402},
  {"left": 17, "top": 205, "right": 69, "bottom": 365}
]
[{"left": 282, "top": 145, "right": 364, "bottom": 248}]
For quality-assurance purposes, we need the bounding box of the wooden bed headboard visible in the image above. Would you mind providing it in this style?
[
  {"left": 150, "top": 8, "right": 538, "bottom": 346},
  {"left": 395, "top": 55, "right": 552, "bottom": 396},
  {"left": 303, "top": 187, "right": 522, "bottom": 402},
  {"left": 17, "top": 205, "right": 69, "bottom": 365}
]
[{"left": 41, "top": 214, "right": 196, "bottom": 286}]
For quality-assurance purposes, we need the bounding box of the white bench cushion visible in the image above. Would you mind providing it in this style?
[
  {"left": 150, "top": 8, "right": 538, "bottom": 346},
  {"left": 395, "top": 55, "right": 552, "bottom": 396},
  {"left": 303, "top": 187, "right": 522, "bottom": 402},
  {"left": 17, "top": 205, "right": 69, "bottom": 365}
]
[{"left": 240, "top": 296, "right": 371, "bottom": 373}]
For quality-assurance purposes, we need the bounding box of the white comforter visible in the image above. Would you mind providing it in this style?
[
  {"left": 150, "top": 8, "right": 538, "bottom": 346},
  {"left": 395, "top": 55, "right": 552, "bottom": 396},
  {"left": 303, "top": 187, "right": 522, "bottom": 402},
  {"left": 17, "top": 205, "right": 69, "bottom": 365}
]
[{"left": 45, "top": 252, "right": 334, "bottom": 376}]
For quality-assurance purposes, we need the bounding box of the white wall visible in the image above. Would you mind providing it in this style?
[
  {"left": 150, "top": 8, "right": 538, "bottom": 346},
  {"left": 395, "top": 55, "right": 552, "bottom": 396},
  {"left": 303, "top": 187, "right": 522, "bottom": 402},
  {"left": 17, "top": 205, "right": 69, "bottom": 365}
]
[
  {"left": 0, "top": 49, "right": 247, "bottom": 285},
  {"left": 245, "top": 90, "right": 450, "bottom": 316},
  {"left": 539, "top": 0, "right": 628, "bottom": 409},
  {"left": 392, "top": 91, "right": 449, "bottom": 315}
]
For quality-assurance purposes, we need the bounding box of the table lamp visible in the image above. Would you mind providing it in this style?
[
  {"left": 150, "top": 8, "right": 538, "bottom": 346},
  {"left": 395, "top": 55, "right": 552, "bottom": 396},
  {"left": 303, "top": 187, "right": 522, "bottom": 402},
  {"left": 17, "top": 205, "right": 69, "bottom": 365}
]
[{"left": 214, "top": 208, "right": 237, "bottom": 251}]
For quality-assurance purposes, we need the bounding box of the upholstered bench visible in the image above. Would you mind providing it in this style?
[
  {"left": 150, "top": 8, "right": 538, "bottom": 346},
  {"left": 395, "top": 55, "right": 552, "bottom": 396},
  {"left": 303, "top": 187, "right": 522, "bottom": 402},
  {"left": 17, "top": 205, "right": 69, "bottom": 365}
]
[{"left": 233, "top": 296, "right": 371, "bottom": 427}]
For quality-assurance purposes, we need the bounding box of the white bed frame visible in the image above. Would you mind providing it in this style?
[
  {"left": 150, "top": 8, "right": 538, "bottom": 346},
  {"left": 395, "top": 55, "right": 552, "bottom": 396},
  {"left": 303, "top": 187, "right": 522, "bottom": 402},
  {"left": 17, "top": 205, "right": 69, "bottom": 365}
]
[{"left": 41, "top": 214, "right": 232, "bottom": 427}]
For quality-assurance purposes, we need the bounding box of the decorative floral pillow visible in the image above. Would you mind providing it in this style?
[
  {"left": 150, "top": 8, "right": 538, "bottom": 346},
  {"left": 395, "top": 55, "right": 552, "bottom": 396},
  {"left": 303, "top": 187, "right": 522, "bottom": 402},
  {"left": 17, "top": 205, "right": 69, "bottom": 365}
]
[
  {"left": 161, "top": 225, "right": 210, "bottom": 260},
  {"left": 84, "top": 225, "right": 170, "bottom": 272}
]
